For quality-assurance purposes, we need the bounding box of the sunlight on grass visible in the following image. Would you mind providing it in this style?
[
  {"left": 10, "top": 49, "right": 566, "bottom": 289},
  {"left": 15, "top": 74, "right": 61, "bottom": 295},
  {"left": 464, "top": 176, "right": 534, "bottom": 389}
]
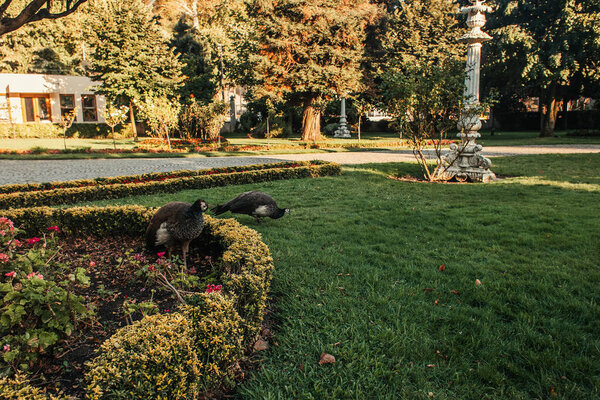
[{"left": 58, "top": 154, "right": 600, "bottom": 399}]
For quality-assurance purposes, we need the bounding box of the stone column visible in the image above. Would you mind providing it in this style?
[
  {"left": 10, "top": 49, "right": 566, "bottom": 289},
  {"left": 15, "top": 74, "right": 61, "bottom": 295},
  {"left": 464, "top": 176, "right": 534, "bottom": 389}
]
[
  {"left": 435, "top": 0, "right": 496, "bottom": 182},
  {"left": 229, "top": 95, "right": 236, "bottom": 132},
  {"left": 334, "top": 98, "right": 351, "bottom": 138}
]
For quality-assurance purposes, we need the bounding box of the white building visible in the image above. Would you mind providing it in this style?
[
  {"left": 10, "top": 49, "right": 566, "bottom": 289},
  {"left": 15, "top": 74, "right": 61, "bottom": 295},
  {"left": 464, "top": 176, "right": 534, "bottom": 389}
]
[{"left": 0, "top": 73, "right": 105, "bottom": 124}]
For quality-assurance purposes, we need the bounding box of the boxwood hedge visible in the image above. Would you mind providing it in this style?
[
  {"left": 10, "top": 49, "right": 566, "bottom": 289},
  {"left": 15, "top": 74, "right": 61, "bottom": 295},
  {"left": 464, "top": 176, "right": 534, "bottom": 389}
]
[
  {"left": 1, "top": 206, "right": 274, "bottom": 399},
  {"left": 0, "top": 161, "right": 341, "bottom": 209}
]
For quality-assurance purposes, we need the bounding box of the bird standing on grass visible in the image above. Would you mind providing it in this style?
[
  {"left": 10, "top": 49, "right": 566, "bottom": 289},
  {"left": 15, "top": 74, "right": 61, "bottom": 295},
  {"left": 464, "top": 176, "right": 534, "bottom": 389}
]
[
  {"left": 145, "top": 199, "right": 208, "bottom": 267},
  {"left": 211, "top": 191, "right": 289, "bottom": 224}
]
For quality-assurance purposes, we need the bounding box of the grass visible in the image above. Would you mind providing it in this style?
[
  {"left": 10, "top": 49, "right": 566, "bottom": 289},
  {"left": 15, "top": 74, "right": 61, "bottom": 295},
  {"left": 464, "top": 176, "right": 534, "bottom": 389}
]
[
  {"left": 71, "top": 153, "right": 600, "bottom": 399},
  {"left": 1, "top": 131, "right": 598, "bottom": 160}
]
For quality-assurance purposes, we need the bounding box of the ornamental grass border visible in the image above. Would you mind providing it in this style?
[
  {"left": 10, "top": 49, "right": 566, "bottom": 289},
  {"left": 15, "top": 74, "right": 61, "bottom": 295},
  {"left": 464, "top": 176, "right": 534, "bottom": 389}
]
[
  {"left": 1, "top": 205, "right": 274, "bottom": 398},
  {"left": 0, "top": 161, "right": 341, "bottom": 209}
]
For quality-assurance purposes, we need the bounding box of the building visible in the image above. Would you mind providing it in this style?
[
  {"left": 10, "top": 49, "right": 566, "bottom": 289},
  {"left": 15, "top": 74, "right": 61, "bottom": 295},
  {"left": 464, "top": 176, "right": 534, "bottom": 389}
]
[{"left": 0, "top": 73, "right": 105, "bottom": 124}]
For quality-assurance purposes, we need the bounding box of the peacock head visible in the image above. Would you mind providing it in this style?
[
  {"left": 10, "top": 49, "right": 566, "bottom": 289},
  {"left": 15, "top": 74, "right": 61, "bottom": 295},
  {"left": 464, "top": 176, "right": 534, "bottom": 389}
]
[
  {"left": 284, "top": 208, "right": 290, "bottom": 215},
  {"left": 192, "top": 199, "right": 209, "bottom": 212}
]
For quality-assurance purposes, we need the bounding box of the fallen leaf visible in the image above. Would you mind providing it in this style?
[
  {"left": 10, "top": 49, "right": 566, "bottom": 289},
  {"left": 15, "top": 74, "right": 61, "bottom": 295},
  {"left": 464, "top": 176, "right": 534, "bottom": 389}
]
[
  {"left": 550, "top": 387, "right": 558, "bottom": 397},
  {"left": 253, "top": 339, "right": 269, "bottom": 352},
  {"left": 475, "top": 279, "right": 482, "bottom": 285},
  {"left": 450, "top": 290, "right": 460, "bottom": 295},
  {"left": 299, "top": 363, "right": 304, "bottom": 371},
  {"left": 428, "top": 392, "right": 434, "bottom": 398},
  {"left": 427, "top": 364, "right": 436, "bottom": 368},
  {"left": 434, "top": 299, "right": 439, "bottom": 305},
  {"left": 423, "top": 288, "right": 434, "bottom": 292},
  {"left": 319, "top": 353, "right": 336, "bottom": 365},
  {"left": 439, "top": 264, "right": 446, "bottom": 272}
]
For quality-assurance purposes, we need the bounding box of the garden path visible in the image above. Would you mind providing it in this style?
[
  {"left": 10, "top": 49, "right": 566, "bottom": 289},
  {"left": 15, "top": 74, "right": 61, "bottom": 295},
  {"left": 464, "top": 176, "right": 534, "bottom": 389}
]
[{"left": 1, "top": 145, "right": 599, "bottom": 185}]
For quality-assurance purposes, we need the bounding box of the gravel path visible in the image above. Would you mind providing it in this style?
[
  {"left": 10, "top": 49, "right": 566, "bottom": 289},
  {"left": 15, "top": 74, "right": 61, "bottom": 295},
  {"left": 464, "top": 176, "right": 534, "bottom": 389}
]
[{"left": 1, "top": 145, "right": 599, "bottom": 185}]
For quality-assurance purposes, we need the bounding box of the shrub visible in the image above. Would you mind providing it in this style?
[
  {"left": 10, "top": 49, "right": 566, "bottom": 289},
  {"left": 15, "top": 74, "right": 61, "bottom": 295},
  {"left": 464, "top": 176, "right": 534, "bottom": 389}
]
[
  {"left": 0, "top": 219, "right": 91, "bottom": 372},
  {"left": 181, "top": 294, "right": 243, "bottom": 390},
  {"left": 0, "top": 123, "right": 129, "bottom": 139},
  {"left": 179, "top": 100, "right": 228, "bottom": 141},
  {"left": 0, "top": 161, "right": 341, "bottom": 209},
  {"left": 85, "top": 313, "right": 201, "bottom": 400},
  {"left": 0, "top": 373, "right": 67, "bottom": 399}
]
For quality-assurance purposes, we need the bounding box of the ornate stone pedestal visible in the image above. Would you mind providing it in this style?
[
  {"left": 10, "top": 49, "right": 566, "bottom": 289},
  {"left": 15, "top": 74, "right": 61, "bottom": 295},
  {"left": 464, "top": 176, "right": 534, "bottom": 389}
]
[
  {"left": 334, "top": 98, "right": 351, "bottom": 138},
  {"left": 434, "top": 0, "right": 496, "bottom": 183}
]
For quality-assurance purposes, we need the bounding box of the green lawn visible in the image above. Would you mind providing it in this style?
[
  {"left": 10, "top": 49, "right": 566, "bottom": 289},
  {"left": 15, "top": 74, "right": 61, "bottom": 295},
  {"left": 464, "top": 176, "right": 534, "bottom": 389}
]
[
  {"left": 75, "top": 154, "right": 600, "bottom": 399},
  {"left": 1, "top": 131, "right": 598, "bottom": 160}
]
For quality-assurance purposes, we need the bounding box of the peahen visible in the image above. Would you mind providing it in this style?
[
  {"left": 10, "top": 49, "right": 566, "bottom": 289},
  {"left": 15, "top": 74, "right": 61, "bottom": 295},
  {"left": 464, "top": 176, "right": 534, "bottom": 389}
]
[
  {"left": 211, "top": 191, "right": 289, "bottom": 224},
  {"left": 145, "top": 199, "right": 208, "bottom": 267}
]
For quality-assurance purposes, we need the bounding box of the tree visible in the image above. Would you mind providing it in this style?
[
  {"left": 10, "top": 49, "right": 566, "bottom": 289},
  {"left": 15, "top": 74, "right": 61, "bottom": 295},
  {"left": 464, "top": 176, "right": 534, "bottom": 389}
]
[
  {"left": 484, "top": 0, "right": 600, "bottom": 136},
  {"left": 0, "top": 0, "right": 87, "bottom": 36},
  {"left": 87, "top": 0, "right": 183, "bottom": 140},
  {"left": 378, "top": 0, "right": 465, "bottom": 180},
  {"left": 139, "top": 96, "right": 181, "bottom": 150},
  {"left": 246, "top": 0, "right": 378, "bottom": 141},
  {"left": 102, "top": 101, "right": 129, "bottom": 149},
  {"left": 383, "top": 62, "right": 464, "bottom": 181}
]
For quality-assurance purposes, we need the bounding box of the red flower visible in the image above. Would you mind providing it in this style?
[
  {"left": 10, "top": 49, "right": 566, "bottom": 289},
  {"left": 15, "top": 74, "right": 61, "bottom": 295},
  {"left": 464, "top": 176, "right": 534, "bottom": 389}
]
[
  {"left": 205, "top": 284, "right": 223, "bottom": 293},
  {"left": 26, "top": 272, "right": 43, "bottom": 280},
  {"left": 47, "top": 226, "right": 60, "bottom": 233},
  {"left": 27, "top": 237, "right": 40, "bottom": 245},
  {"left": 0, "top": 254, "right": 9, "bottom": 264},
  {"left": 4, "top": 270, "right": 16, "bottom": 277},
  {"left": 157, "top": 252, "right": 166, "bottom": 258},
  {"left": 89, "top": 261, "right": 96, "bottom": 267}
]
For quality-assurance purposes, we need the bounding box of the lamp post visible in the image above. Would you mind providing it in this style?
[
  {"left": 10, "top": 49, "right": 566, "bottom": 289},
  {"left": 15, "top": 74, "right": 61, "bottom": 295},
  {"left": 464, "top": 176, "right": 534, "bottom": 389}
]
[
  {"left": 334, "top": 97, "right": 351, "bottom": 138},
  {"left": 436, "top": 0, "right": 496, "bottom": 182}
]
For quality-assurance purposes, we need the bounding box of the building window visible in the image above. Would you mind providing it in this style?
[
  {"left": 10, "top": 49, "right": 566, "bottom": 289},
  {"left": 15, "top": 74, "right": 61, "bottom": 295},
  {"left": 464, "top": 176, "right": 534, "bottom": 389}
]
[
  {"left": 60, "top": 94, "right": 76, "bottom": 121},
  {"left": 82, "top": 94, "right": 97, "bottom": 122}
]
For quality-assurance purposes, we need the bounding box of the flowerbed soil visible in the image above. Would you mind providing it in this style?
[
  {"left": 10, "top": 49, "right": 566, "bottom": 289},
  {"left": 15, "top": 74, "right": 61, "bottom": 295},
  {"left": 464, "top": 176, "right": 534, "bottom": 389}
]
[{"left": 36, "top": 234, "right": 219, "bottom": 398}]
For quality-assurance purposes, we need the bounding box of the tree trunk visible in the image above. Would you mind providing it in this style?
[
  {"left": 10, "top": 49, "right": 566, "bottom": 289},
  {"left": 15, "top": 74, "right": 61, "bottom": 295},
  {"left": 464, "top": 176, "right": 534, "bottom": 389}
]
[
  {"left": 129, "top": 101, "right": 138, "bottom": 142},
  {"left": 540, "top": 84, "right": 559, "bottom": 137},
  {"left": 301, "top": 98, "right": 321, "bottom": 142},
  {"left": 357, "top": 114, "right": 362, "bottom": 143}
]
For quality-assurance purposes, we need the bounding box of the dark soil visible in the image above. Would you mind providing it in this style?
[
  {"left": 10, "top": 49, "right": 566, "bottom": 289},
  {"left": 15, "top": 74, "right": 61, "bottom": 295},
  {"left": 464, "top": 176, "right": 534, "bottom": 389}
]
[{"left": 36, "top": 234, "right": 219, "bottom": 398}]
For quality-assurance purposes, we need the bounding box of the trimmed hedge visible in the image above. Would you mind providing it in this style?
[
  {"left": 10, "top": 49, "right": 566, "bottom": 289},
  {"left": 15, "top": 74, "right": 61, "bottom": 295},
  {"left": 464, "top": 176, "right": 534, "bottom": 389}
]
[
  {"left": 0, "top": 374, "right": 67, "bottom": 400},
  {"left": 0, "top": 161, "right": 322, "bottom": 194},
  {"left": 0, "top": 123, "right": 130, "bottom": 139},
  {"left": 1, "top": 205, "right": 274, "bottom": 398},
  {"left": 0, "top": 161, "right": 341, "bottom": 209}
]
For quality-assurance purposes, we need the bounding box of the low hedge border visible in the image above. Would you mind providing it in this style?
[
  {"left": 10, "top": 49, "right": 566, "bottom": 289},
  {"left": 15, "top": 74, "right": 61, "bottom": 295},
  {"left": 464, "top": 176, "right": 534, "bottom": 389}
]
[
  {"left": 1, "top": 205, "right": 274, "bottom": 398},
  {"left": 0, "top": 161, "right": 316, "bottom": 194},
  {"left": 0, "top": 161, "right": 341, "bottom": 209}
]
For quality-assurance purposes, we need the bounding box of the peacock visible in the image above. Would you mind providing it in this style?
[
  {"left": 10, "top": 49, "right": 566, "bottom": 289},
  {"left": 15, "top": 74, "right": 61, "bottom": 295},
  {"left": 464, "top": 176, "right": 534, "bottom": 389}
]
[
  {"left": 145, "top": 199, "right": 208, "bottom": 267},
  {"left": 211, "top": 191, "right": 289, "bottom": 224}
]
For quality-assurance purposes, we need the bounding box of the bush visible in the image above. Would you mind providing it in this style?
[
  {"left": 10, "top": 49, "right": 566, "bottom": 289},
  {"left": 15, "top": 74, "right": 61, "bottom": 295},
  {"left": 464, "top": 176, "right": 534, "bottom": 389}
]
[
  {"left": 181, "top": 294, "right": 243, "bottom": 389},
  {"left": 0, "top": 123, "right": 129, "bottom": 139},
  {"left": 85, "top": 313, "right": 201, "bottom": 400},
  {"left": 0, "top": 218, "right": 91, "bottom": 372},
  {"left": 179, "top": 100, "right": 228, "bottom": 141},
  {"left": 0, "top": 373, "right": 67, "bottom": 399},
  {"left": 0, "top": 161, "right": 341, "bottom": 209}
]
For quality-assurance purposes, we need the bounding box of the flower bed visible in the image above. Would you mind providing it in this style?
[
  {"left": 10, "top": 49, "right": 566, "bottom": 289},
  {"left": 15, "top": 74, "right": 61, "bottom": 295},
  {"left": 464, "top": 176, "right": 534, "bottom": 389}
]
[
  {"left": 0, "top": 161, "right": 341, "bottom": 209},
  {"left": 0, "top": 205, "right": 274, "bottom": 398}
]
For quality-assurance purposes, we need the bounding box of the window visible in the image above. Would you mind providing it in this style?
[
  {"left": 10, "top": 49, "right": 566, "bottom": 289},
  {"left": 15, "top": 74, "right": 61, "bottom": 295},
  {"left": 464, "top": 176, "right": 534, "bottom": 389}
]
[
  {"left": 82, "top": 94, "right": 97, "bottom": 122},
  {"left": 60, "top": 94, "right": 76, "bottom": 121}
]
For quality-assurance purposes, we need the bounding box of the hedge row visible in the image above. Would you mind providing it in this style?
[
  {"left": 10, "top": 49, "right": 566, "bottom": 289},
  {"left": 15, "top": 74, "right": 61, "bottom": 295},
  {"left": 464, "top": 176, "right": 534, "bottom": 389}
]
[
  {"left": 0, "top": 161, "right": 341, "bottom": 209},
  {"left": 0, "top": 161, "right": 319, "bottom": 194},
  {"left": 1, "top": 206, "right": 274, "bottom": 399},
  {"left": 0, "top": 123, "right": 131, "bottom": 139}
]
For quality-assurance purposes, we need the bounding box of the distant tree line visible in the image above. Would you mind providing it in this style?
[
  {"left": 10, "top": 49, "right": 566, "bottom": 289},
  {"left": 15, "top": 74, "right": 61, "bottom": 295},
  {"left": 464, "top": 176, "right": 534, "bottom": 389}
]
[{"left": 0, "top": 0, "right": 598, "bottom": 138}]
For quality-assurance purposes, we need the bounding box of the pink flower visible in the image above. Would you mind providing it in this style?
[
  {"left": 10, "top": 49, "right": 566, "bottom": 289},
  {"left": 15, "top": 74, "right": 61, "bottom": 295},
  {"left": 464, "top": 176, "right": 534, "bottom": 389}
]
[
  {"left": 3, "top": 345, "right": 9, "bottom": 352},
  {"left": 156, "top": 252, "right": 166, "bottom": 258},
  {"left": 4, "top": 271, "right": 16, "bottom": 277},
  {"left": 133, "top": 253, "right": 146, "bottom": 262},
  {"left": 0, "top": 230, "right": 5, "bottom": 237},
  {"left": 47, "top": 226, "right": 60, "bottom": 233},
  {"left": 0, "top": 217, "right": 14, "bottom": 233},
  {"left": 0, "top": 253, "right": 9, "bottom": 263},
  {"left": 148, "top": 265, "right": 156, "bottom": 272},
  {"left": 10, "top": 239, "right": 21, "bottom": 248},
  {"left": 89, "top": 261, "right": 96, "bottom": 267},
  {"left": 27, "top": 237, "right": 40, "bottom": 245},
  {"left": 26, "top": 272, "right": 43, "bottom": 280}
]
